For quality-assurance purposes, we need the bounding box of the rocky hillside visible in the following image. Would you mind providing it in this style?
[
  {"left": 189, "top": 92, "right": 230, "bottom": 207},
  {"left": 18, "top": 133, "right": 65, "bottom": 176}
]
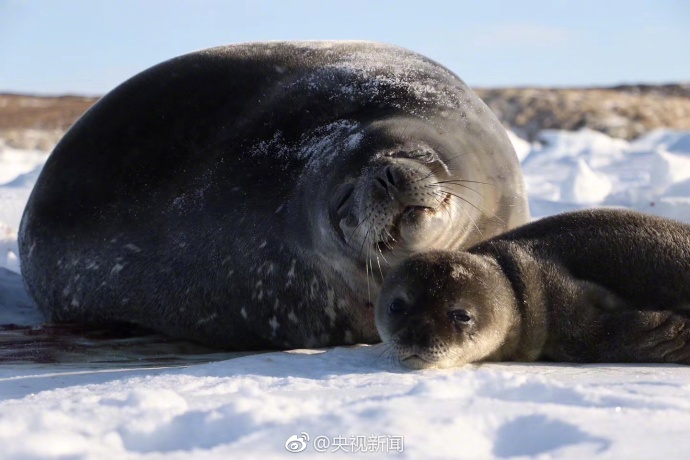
[
  {"left": 1, "top": 84, "right": 689, "bottom": 150},
  {"left": 0, "top": 94, "right": 96, "bottom": 150},
  {"left": 475, "top": 84, "right": 690, "bottom": 141}
]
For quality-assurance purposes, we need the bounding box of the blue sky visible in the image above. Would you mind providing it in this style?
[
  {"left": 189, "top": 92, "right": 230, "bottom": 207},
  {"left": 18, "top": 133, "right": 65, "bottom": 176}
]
[{"left": 1, "top": 0, "right": 688, "bottom": 95}]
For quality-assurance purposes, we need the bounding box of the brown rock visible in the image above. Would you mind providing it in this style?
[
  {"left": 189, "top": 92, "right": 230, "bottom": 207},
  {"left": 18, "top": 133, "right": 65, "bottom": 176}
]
[{"left": 475, "top": 84, "right": 690, "bottom": 141}]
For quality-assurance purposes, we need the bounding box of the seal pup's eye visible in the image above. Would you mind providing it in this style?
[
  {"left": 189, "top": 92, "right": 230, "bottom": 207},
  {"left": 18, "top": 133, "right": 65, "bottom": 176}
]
[
  {"left": 387, "top": 298, "right": 407, "bottom": 316},
  {"left": 448, "top": 309, "right": 472, "bottom": 324}
]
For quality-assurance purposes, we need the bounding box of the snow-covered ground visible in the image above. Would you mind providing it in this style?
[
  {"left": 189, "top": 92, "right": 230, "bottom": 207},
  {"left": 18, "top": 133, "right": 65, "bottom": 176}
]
[{"left": 2, "top": 128, "right": 690, "bottom": 459}]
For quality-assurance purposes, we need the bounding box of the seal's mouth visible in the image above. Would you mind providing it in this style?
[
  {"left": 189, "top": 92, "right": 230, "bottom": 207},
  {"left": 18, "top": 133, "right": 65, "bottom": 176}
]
[
  {"left": 400, "top": 353, "right": 435, "bottom": 370},
  {"left": 374, "top": 193, "right": 452, "bottom": 253},
  {"left": 330, "top": 175, "right": 453, "bottom": 254}
]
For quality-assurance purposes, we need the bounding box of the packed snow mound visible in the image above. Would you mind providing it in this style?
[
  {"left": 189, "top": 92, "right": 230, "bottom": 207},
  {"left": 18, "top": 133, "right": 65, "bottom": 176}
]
[
  {"left": 523, "top": 129, "right": 628, "bottom": 168},
  {"left": 0, "top": 147, "right": 48, "bottom": 185},
  {"left": 668, "top": 133, "right": 690, "bottom": 155},
  {"left": 1, "top": 164, "right": 43, "bottom": 189},
  {"left": 516, "top": 128, "right": 690, "bottom": 220},
  {"left": 629, "top": 129, "right": 690, "bottom": 153},
  {"left": 649, "top": 150, "right": 690, "bottom": 193},
  {"left": 561, "top": 158, "right": 612, "bottom": 204}
]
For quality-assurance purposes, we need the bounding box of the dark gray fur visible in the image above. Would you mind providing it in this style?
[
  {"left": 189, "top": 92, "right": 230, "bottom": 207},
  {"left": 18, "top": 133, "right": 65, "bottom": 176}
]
[
  {"left": 19, "top": 42, "right": 528, "bottom": 349},
  {"left": 378, "top": 209, "right": 690, "bottom": 367}
]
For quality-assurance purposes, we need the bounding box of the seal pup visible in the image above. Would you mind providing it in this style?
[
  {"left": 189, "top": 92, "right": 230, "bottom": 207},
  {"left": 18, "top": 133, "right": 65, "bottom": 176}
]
[
  {"left": 19, "top": 41, "right": 529, "bottom": 350},
  {"left": 376, "top": 208, "right": 690, "bottom": 368}
]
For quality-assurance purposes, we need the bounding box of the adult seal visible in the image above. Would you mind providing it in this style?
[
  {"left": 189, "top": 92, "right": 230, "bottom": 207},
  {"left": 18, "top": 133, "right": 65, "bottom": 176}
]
[
  {"left": 377, "top": 209, "right": 690, "bottom": 369},
  {"left": 19, "top": 41, "right": 529, "bottom": 349}
]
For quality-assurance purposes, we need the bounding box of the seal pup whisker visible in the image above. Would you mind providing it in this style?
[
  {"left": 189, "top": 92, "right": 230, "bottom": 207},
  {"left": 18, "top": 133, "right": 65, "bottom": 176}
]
[{"left": 372, "top": 342, "right": 396, "bottom": 367}]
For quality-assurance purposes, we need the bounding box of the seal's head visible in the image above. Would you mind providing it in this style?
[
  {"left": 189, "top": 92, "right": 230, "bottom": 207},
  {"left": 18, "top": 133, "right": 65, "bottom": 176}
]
[
  {"left": 318, "top": 116, "right": 507, "bottom": 279},
  {"left": 375, "top": 251, "right": 518, "bottom": 369}
]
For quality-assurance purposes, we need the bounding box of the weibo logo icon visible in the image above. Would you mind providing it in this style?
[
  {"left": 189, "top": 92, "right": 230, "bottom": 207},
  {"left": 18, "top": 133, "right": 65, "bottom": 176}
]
[{"left": 285, "top": 432, "right": 310, "bottom": 453}]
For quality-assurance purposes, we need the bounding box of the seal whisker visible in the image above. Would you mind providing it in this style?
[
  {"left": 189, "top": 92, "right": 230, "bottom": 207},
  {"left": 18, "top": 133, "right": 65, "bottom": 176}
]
[
  {"left": 410, "top": 167, "right": 438, "bottom": 184},
  {"left": 431, "top": 191, "right": 483, "bottom": 236},
  {"left": 410, "top": 152, "right": 470, "bottom": 185},
  {"left": 429, "top": 182, "right": 486, "bottom": 199},
  {"left": 365, "top": 240, "right": 373, "bottom": 304},
  {"left": 374, "top": 238, "right": 389, "bottom": 278},
  {"left": 434, "top": 178, "right": 495, "bottom": 187},
  {"left": 434, "top": 188, "right": 505, "bottom": 226},
  {"left": 430, "top": 190, "right": 465, "bottom": 213},
  {"left": 373, "top": 229, "right": 391, "bottom": 263},
  {"left": 371, "top": 341, "right": 388, "bottom": 356},
  {"left": 374, "top": 343, "right": 396, "bottom": 366},
  {"left": 378, "top": 346, "right": 397, "bottom": 369},
  {"left": 431, "top": 152, "right": 470, "bottom": 175},
  {"left": 442, "top": 152, "right": 471, "bottom": 165},
  {"left": 357, "top": 210, "right": 377, "bottom": 258},
  {"left": 376, "top": 254, "right": 385, "bottom": 282},
  {"left": 383, "top": 228, "right": 397, "bottom": 248},
  {"left": 348, "top": 205, "right": 376, "bottom": 246},
  {"left": 425, "top": 191, "right": 452, "bottom": 219},
  {"left": 367, "top": 241, "right": 379, "bottom": 304}
]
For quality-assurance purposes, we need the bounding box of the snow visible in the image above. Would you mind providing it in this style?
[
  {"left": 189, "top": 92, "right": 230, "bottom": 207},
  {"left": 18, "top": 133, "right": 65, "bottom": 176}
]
[
  {"left": 2, "top": 128, "right": 690, "bottom": 458},
  {"left": 524, "top": 128, "right": 690, "bottom": 222}
]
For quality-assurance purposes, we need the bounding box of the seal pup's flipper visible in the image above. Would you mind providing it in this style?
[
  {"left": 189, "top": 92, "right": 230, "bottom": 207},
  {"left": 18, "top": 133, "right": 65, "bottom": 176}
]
[{"left": 597, "top": 310, "right": 690, "bottom": 364}]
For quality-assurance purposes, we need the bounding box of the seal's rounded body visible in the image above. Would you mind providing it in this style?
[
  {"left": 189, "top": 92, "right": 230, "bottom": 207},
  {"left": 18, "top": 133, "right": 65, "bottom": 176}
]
[
  {"left": 19, "top": 41, "right": 529, "bottom": 349},
  {"left": 377, "top": 209, "right": 690, "bottom": 368}
]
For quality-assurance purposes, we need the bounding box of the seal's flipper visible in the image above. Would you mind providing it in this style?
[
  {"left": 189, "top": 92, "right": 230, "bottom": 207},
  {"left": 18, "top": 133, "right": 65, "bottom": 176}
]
[{"left": 597, "top": 310, "right": 690, "bottom": 364}]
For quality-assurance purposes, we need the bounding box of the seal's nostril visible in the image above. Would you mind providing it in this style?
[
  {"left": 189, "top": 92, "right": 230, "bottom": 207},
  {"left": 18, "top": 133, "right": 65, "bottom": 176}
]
[
  {"left": 375, "top": 176, "right": 388, "bottom": 191},
  {"left": 385, "top": 166, "right": 396, "bottom": 187}
]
